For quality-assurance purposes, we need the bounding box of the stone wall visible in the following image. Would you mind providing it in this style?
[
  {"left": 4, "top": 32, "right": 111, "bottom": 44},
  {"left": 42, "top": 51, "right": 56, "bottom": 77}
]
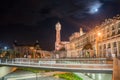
[{"left": 112, "top": 58, "right": 120, "bottom": 80}]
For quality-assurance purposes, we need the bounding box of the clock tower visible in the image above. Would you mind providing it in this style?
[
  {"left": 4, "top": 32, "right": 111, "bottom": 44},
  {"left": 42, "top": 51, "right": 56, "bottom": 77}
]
[{"left": 55, "top": 22, "right": 61, "bottom": 50}]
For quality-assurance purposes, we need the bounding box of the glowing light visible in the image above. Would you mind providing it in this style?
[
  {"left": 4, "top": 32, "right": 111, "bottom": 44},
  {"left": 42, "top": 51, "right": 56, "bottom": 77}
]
[
  {"left": 30, "top": 47, "right": 34, "bottom": 50},
  {"left": 95, "top": 8, "right": 98, "bottom": 12},
  {"left": 4, "top": 46, "right": 7, "bottom": 50},
  {"left": 98, "top": 32, "right": 101, "bottom": 36},
  {"left": 92, "top": 8, "right": 98, "bottom": 12},
  {"left": 89, "top": 6, "right": 99, "bottom": 14}
]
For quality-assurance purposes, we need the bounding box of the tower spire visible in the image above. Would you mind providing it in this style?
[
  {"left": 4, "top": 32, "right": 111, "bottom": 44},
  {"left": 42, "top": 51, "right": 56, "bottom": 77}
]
[
  {"left": 80, "top": 28, "right": 84, "bottom": 36},
  {"left": 55, "top": 22, "right": 61, "bottom": 43},
  {"left": 55, "top": 22, "right": 61, "bottom": 50}
]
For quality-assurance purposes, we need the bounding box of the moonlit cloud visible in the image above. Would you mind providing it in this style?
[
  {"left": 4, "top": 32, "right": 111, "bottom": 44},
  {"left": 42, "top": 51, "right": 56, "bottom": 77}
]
[{"left": 88, "top": 1, "right": 103, "bottom": 14}]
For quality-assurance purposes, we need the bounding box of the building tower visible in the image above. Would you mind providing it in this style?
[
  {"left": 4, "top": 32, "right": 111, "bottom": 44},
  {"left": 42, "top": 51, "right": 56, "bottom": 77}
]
[
  {"left": 55, "top": 22, "right": 61, "bottom": 50},
  {"left": 34, "top": 40, "right": 40, "bottom": 50},
  {"left": 80, "top": 28, "right": 84, "bottom": 36}
]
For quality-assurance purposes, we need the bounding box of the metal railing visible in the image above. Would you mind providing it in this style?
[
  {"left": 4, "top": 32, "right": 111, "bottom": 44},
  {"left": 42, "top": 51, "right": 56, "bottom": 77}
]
[
  {"left": 0, "top": 58, "right": 113, "bottom": 72},
  {"left": 0, "top": 58, "right": 113, "bottom": 64},
  {"left": 12, "top": 58, "right": 112, "bottom": 64}
]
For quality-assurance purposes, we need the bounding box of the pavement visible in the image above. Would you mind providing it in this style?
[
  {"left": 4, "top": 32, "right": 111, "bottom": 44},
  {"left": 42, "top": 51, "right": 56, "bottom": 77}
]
[
  {"left": 2, "top": 68, "right": 112, "bottom": 80},
  {"left": 75, "top": 73, "right": 112, "bottom": 80},
  {"left": 3, "top": 70, "right": 65, "bottom": 80}
]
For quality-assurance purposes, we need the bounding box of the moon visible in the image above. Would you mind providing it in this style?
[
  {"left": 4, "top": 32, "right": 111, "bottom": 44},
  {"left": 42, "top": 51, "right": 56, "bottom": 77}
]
[
  {"left": 88, "top": 1, "right": 102, "bottom": 14},
  {"left": 90, "top": 7, "right": 99, "bottom": 14}
]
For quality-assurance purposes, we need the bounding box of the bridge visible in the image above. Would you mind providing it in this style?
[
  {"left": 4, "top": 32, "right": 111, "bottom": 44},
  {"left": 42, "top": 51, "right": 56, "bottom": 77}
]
[{"left": 0, "top": 58, "right": 113, "bottom": 73}]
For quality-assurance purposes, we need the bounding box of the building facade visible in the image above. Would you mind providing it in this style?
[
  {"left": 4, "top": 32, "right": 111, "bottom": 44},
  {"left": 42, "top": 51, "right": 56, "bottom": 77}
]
[
  {"left": 13, "top": 40, "right": 40, "bottom": 58},
  {"left": 58, "top": 15, "right": 120, "bottom": 58},
  {"left": 13, "top": 40, "right": 51, "bottom": 58}
]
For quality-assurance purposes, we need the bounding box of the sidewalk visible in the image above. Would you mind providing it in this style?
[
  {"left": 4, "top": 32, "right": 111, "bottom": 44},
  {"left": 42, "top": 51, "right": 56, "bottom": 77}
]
[{"left": 75, "top": 73, "right": 94, "bottom": 80}]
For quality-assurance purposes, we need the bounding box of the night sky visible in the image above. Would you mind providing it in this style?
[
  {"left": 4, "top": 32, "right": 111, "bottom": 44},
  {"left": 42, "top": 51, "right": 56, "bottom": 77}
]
[{"left": 0, "top": 0, "right": 120, "bottom": 50}]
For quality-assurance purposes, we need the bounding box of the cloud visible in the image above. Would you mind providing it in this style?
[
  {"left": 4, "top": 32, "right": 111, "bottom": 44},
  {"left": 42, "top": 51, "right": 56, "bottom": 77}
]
[
  {"left": 87, "top": 0, "right": 103, "bottom": 14},
  {"left": 54, "top": 0, "right": 103, "bottom": 19}
]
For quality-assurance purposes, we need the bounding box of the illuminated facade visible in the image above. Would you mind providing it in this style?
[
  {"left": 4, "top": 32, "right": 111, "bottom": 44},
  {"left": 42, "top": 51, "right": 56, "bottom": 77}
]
[
  {"left": 13, "top": 40, "right": 51, "bottom": 58},
  {"left": 13, "top": 41, "right": 51, "bottom": 58},
  {"left": 13, "top": 40, "right": 40, "bottom": 58},
  {"left": 65, "top": 15, "right": 120, "bottom": 58}
]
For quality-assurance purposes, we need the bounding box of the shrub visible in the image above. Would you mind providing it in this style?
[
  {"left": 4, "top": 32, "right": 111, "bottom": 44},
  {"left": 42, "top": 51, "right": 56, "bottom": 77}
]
[{"left": 54, "top": 73, "right": 83, "bottom": 80}]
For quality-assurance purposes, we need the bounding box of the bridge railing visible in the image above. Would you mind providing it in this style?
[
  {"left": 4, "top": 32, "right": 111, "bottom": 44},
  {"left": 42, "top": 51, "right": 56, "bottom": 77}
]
[
  {"left": 0, "top": 58, "right": 113, "bottom": 72},
  {"left": 0, "top": 58, "right": 112, "bottom": 65}
]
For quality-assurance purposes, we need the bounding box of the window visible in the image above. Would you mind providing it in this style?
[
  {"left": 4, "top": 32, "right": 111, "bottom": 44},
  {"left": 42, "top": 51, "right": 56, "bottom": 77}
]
[
  {"left": 104, "top": 44, "right": 106, "bottom": 49},
  {"left": 108, "top": 43, "right": 111, "bottom": 48},
  {"left": 118, "top": 30, "right": 120, "bottom": 34},
  {"left": 118, "top": 22, "right": 120, "bottom": 28},
  {"left": 17, "top": 48, "right": 19, "bottom": 51},
  {"left": 99, "top": 46, "right": 102, "bottom": 49},
  {"left": 113, "top": 42, "right": 116, "bottom": 47},
  {"left": 112, "top": 26, "right": 115, "bottom": 30},
  {"left": 107, "top": 28, "right": 109, "bottom": 32},
  {"left": 112, "top": 32, "right": 115, "bottom": 36},
  {"left": 107, "top": 34, "right": 110, "bottom": 38}
]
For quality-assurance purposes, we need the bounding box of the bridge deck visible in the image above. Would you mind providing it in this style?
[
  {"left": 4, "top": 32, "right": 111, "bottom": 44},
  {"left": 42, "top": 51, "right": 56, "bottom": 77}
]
[{"left": 0, "top": 58, "right": 113, "bottom": 73}]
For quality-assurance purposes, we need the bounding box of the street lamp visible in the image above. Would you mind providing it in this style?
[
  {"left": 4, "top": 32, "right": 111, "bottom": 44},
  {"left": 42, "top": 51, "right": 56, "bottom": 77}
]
[
  {"left": 4, "top": 46, "right": 8, "bottom": 50},
  {"left": 98, "top": 32, "right": 101, "bottom": 36}
]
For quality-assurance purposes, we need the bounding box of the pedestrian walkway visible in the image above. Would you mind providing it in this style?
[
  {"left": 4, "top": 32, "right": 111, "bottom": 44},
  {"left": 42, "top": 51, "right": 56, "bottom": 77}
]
[
  {"left": 75, "top": 73, "right": 93, "bottom": 80},
  {"left": 3, "top": 70, "right": 66, "bottom": 80}
]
